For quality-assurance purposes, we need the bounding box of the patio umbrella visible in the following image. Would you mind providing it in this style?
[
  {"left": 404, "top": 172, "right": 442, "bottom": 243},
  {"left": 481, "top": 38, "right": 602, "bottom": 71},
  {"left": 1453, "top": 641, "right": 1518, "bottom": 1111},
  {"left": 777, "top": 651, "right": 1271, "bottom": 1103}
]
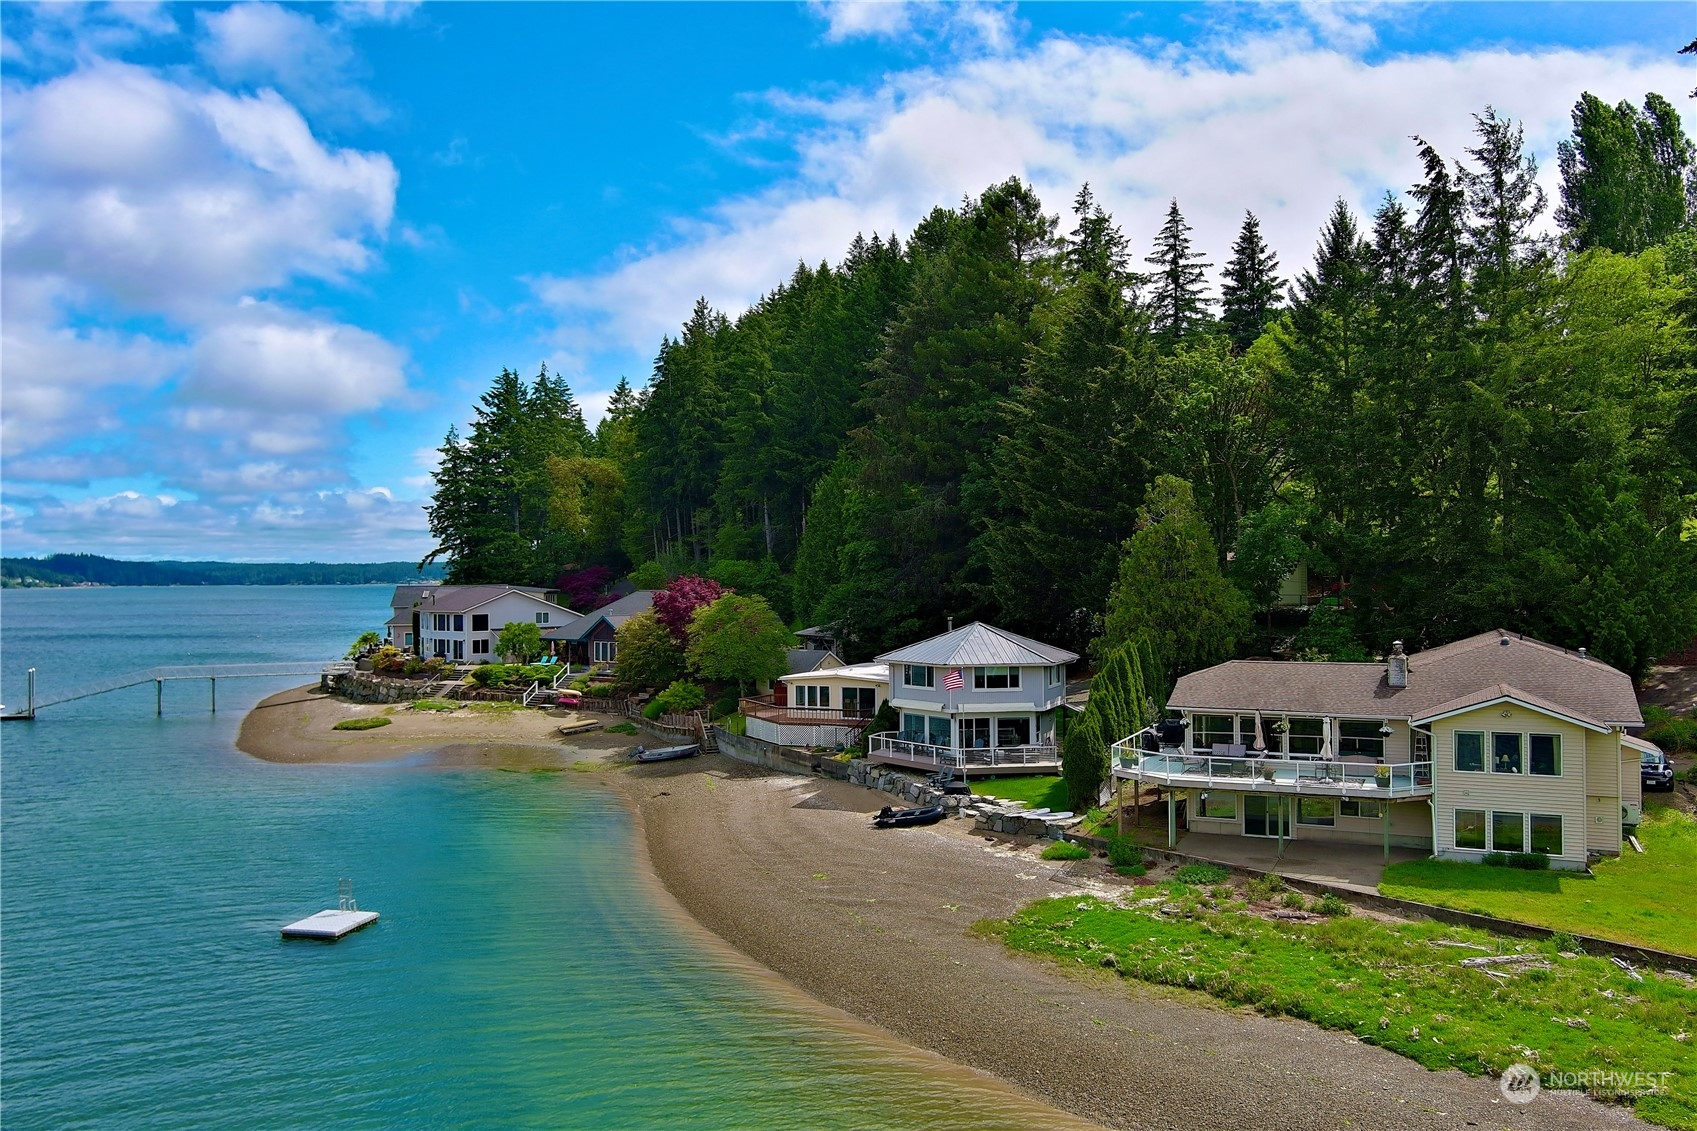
[{"left": 1252, "top": 710, "right": 1267, "bottom": 752}]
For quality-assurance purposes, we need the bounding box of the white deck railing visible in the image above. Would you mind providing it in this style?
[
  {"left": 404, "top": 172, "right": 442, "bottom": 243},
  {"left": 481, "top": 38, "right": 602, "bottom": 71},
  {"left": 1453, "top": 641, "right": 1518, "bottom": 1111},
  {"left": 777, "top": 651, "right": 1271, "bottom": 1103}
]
[
  {"left": 867, "top": 732, "right": 1059, "bottom": 770},
  {"left": 1110, "top": 734, "right": 1433, "bottom": 797}
]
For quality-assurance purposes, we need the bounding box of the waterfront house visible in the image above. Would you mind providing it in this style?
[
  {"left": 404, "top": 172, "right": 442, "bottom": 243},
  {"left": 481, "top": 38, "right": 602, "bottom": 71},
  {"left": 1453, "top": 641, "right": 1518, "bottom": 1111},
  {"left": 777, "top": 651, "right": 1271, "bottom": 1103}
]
[
  {"left": 387, "top": 584, "right": 578, "bottom": 663},
  {"left": 743, "top": 661, "right": 890, "bottom": 748},
  {"left": 542, "top": 589, "right": 656, "bottom": 665},
  {"left": 865, "top": 622, "right": 1078, "bottom": 776},
  {"left": 1111, "top": 630, "right": 1645, "bottom": 868}
]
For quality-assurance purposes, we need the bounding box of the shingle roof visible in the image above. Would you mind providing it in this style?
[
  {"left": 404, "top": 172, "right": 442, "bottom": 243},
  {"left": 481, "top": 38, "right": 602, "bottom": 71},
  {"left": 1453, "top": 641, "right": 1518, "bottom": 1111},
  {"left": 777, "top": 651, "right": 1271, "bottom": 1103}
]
[
  {"left": 388, "top": 583, "right": 438, "bottom": 610},
  {"left": 785, "top": 648, "right": 841, "bottom": 675},
  {"left": 554, "top": 590, "right": 655, "bottom": 641},
  {"left": 877, "top": 622, "right": 1079, "bottom": 667},
  {"left": 1411, "top": 683, "right": 1609, "bottom": 731},
  {"left": 384, "top": 612, "right": 411, "bottom": 628},
  {"left": 411, "top": 585, "right": 561, "bottom": 615},
  {"left": 1169, "top": 629, "right": 1641, "bottom": 726}
]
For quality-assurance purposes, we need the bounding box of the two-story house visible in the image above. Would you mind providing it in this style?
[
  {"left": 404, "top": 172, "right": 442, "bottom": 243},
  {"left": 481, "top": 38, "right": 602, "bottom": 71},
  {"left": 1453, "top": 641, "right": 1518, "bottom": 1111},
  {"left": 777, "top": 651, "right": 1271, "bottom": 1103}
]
[
  {"left": 386, "top": 584, "right": 580, "bottom": 663},
  {"left": 1111, "top": 629, "right": 1646, "bottom": 869},
  {"left": 867, "top": 622, "right": 1078, "bottom": 775}
]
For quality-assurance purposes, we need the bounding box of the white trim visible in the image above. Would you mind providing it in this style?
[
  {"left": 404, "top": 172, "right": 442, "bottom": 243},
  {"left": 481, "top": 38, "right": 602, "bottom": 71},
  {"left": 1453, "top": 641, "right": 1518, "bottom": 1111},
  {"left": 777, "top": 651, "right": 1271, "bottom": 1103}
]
[{"left": 1411, "top": 693, "right": 1610, "bottom": 733}]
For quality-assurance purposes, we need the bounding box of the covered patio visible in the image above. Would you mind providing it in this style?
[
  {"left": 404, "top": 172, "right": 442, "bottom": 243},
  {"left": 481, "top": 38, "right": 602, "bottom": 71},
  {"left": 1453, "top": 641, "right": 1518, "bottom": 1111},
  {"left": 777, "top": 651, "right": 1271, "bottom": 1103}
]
[{"left": 1148, "top": 830, "right": 1426, "bottom": 894}]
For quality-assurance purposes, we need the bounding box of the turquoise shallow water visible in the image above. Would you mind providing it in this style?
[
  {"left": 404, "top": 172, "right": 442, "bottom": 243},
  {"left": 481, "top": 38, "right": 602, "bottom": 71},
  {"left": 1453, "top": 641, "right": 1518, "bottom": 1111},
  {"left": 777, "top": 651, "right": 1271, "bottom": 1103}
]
[{"left": 2, "top": 587, "right": 1082, "bottom": 1130}]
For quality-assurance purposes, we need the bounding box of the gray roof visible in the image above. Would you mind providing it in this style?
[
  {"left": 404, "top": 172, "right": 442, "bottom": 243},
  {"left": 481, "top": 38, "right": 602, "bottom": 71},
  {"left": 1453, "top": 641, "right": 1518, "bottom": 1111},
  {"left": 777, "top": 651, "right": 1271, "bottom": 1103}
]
[
  {"left": 785, "top": 649, "right": 842, "bottom": 675},
  {"left": 877, "top": 622, "right": 1079, "bottom": 667},
  {"left": 388, "top": 583, "right": 438, "bottom": 610},
  {"left": 384, "top": 612, "right": 411, "bottom": 628},
  {"left": 408, "top": 585, "right": 561, "bottom": 615},
  {"left": 556, "top": 590, "right": 656, "bottom": 641},
  {"left": 1169, "top": 630, "right": 1642, "bottom": 727}
]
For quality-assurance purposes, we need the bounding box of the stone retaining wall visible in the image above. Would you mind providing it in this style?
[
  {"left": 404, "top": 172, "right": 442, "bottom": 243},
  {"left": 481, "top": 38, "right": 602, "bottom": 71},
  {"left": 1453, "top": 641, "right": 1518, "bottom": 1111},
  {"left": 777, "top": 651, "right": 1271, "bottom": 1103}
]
[{"left": 321, "top": 671, "right": 432, "bottom": 703}]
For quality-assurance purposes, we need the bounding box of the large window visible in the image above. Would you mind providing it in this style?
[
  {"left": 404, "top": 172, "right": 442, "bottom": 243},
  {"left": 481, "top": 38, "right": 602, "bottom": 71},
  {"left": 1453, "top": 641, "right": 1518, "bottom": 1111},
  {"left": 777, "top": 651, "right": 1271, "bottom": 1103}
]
[
  {"left": 1199, "top": 792, "right": 1237, "bottom": 819},
  {"left": 795, "top": 685, "right": 831, "bottom": 708},
  {"left": 903, "top": 665, "right": 934, "bottom": 689},
  {"left": 973, "top": 666, "right": 1020, "bottom": 690},
  {"left": 928, "top": 716, "right": 951, "bottom": 747},
  {"left": 1046, "top": 665, "right": 1063, "bottom": 689},
  {"left": 1492, "top": 810, "right": 1525, "bottom": 852},
  {"left": 996, "top": 717, "right": 1031, "bottom": 747},
  {"left": 1287, "top": 717, "right": 1325, "bottom": 756},
  {"left": 1529, "top": 814, "right": 1563, "bottom": 855},
  {"left": 593, "top": 640, "right": 616, "bottom": 663},
  {"left": 1297, "top": 798, "right": 1336, "bottom": 826},
  {"left": 960, "top": 718, "right": 992, "bottom": 749},
  {"left": 471, "top": 614, "right": 489, "bottom": 632},
  {"left": 1454, "top": 809, "right": 1486, "bottom": 849},
  {"left": 471, "top": 639, "right": 490, "bottom": 655},
  {"left": 842, "top": 687, "right": 876, "bottom": 716},
  {"left": 454, "top": 614, "right": 465, "bottom": 632},
  {"left": 1454, "top": 731, "right": 1485, "bottom": 773},
  {"left": 901, "top": 712, "right": 926, "bottom": 742},
  {"left": 1340, "top": 798, "right": 1384, "bottom": 819},
  {"left": 1196, "top": 714, "right": 1235, "bottom": 751},
  {"left": 1492, "top": 733, "right": 1523, "bottom": 775},
  {"left": 1338, "top": 720, "right": 1386, "bottom": 760},
  {"left": 1530, "top": 734, "right": 1561, "bottom": 776},
  {"left": 433, "top": 613, "right": 450, "bottom": 632},
  {"left": 452, "top": 639, "right": 464, "bottom": 661}
]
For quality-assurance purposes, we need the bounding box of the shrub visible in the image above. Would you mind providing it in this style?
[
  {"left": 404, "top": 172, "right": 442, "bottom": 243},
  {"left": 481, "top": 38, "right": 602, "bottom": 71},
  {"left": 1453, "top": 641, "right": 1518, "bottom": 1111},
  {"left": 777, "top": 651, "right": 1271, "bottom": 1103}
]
[
  {"left": 471, "top": 664, "right": 512, "bottom": 687},
  {"left": 1281, "top": 890, "right": 1308, "bottom": 909},
  {"left": 1481, "top": 851, "right": 1509, "bottom": 867},
  {"left": 1041, "top": 840, "right": 1092, "bottom": 861},
  {"left": 1107, "top": 837, "right": 1144, "bottom": 868},
  {"left": 1313, "top": 893, "right": 1351, "bottom": 917},
  {"left": 1508, "top": 852, "right": 1551, "bottom": 871},
  {"left": 1643, "top": 705, "right": 1697, "bottom": 754},
  {"left": 606, "top": 721, "right": 639, "bottom": 735},
  {"left": 371, "top": 646, "right": 405, "bottom": 673},
  {"left": 642, "top": 699, "right": 665, "bottom": 720},
  {"left": 1173, "top": 863, "right": 1230, "bottom": 885},
  {"left": 710, "top": 687, "right": 741, "bottom": 720},
  {"left": 1245, "top": 873, "right": 1285, "bottom": 902},
  {"left": 1115, "top": 863, "right": 1147, "bottom": 877},
  {"left": 333, "top": 716, "right": 391, "bottom": 731},
  {"left": 627, "top": 560, "right": 671, "bottom": 589},
  {"left": 654, "top": 680, "right": 707, "bottom": 715}
]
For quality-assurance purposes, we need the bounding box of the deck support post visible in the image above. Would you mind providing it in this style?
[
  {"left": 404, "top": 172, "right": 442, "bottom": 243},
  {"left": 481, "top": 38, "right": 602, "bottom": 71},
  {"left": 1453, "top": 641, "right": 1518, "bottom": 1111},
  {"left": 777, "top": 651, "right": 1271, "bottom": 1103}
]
[
  {"left": 156, "top": 679, "right": 162, "bottom": 716},
  {"left": 1383, "top": 803, "right": 1391, "bottom": 863},
  {"left": 1166, "top": 789, "right": 1175, "bottom": 849},
  {"left": 1133, "top": 779, "right": 1141, "bottom": 828},
  {"left": 1278, "top": 795, "right": 1286, "bottom": 853},
  {"left": 1116, "top": 780, "right": 1125, "bottom": 837}
]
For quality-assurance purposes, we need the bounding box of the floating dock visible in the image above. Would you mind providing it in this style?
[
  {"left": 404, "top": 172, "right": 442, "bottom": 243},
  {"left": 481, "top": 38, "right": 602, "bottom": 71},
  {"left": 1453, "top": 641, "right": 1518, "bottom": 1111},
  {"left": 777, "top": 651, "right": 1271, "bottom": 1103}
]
[
  {"left": 282, "top": 879, "right": 378, "bottom": 940},
  {"left": 281, "top": 908, "right": 379, "bottom": 940}
]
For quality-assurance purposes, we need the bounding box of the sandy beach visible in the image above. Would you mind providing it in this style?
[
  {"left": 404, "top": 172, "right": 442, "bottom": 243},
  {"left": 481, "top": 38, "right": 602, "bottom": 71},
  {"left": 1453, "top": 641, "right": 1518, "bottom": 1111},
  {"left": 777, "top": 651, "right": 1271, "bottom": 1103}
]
[{"left": 240, "top": 686, "right": 1641, "bottom": 1130}]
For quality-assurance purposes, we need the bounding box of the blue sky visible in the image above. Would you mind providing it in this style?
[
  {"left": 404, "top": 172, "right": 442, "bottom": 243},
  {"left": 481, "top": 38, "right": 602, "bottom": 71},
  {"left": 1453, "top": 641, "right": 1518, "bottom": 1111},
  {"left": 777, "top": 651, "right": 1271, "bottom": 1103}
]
[{"left": 2, "top": 1, "right": 1691, "bottom": 561}]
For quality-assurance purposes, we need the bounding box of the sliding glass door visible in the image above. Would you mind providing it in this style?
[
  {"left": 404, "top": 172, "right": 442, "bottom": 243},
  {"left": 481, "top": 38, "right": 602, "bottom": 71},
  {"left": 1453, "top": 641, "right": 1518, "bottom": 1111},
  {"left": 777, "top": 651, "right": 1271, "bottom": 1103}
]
[{"left": 1243, "top": 795, "right": 1290, "bottom": 838}]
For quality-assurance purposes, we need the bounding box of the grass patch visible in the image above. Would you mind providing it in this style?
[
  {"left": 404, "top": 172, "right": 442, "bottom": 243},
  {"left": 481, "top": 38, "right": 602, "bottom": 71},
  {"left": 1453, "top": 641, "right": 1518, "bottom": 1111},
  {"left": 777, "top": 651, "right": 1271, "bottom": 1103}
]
[
  {"left": 1172, "top": 863, "right": 1230, "bottom": 885},
  {"left": 332, "top": 716, "right": 391, "bottom": 731},
  {"left": 464, "top": 700, "right": 523, "bottom": 713},
  {"left": 718, "top": 713, "right": 748, "bottom": 736},
  {"left": 970, "top": 775, "right": 1069, "bottom": 810},
  {"left": 1041, "top": 840, "right": 1092, "bottom": 861},
  {"left": 988, "top": 888, "right": 1697, "bottom": 1128},
  {"left": 605, "top": 721, "right": 639, "bottom": 736},
  {"left": 1379, "top": 807, "right": 1697, "bottom": 956},
  {"left": 411, "top": 698, "right": 459, "bottom": 712},
  {"left": 570, "top": 760, "right": 601, "bottom": 773}
]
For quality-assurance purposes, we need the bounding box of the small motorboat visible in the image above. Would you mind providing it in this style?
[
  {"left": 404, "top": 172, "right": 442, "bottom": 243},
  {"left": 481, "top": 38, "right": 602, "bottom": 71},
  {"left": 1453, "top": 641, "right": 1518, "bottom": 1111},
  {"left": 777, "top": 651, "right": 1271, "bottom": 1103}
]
[
  {"left": 633, "top": 743, "right": 700, "bottom": 764},
  {"left": 873, "top": 803, "right": 946, "bottom": 829}
]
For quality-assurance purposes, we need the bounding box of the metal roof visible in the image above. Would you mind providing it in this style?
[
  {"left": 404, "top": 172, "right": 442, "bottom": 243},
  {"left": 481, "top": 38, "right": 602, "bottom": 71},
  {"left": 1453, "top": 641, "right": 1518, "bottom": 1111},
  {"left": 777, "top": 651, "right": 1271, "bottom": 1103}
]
[
  {"left": 780, "top": 662, "right": 888, "bottom": 685},
  {"left": 1169, "top": 629, "right": 1642, "bottom": 726},
  {"left": 877, "top": 622, "right": 1079, "bottom": 667}
]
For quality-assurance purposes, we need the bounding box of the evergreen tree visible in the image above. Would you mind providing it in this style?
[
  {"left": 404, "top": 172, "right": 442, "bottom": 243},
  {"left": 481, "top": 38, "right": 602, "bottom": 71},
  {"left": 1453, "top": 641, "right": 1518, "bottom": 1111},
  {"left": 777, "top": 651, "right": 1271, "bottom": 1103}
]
[
  {"left": 1557, "top": 91, "right": 1694, "bottom": 253},
  {"left": 1144, "top": 199, "right": 1212, "bottom": 345},
  {"left": 1219, "top": 211, "right": 1284, "bottom": 353},
  {"left": 1060, "top": 708, "right": 1105, "bottom": 814}
]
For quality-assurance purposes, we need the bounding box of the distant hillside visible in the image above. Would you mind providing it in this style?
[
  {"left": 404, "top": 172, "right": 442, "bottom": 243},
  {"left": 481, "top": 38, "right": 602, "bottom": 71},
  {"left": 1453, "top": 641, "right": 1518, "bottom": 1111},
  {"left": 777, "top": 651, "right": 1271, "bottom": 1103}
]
[{"left": 1, "top": 554, "right": 446, "bottom": 588}]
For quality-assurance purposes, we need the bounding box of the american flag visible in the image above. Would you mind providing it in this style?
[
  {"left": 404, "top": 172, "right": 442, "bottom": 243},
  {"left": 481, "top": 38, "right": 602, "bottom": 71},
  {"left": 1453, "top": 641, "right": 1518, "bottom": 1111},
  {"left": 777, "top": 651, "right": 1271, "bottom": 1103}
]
[{"left": 943, "top": 667, "right": 965, "bottom": 691}]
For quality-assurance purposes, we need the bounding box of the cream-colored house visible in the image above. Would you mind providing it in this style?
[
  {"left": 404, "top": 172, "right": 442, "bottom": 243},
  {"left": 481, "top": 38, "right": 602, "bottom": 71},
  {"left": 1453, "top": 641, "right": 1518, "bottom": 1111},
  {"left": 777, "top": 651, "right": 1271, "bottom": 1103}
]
[
  {"left": 1112, "top": 630, "right": 1645, "bottom": 870},
  {"left": 743, "top": 662, "right": 890, "bottom": 749}
]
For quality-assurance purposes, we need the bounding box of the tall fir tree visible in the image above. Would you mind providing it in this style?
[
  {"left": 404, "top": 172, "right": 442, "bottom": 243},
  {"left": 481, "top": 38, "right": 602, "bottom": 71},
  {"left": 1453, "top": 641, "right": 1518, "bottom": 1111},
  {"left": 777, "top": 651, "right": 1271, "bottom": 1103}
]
[
  {"left": 1144, "top": 199, "right": 1212, "bottom": 346},
  {"left": 1557, "top": 91, "right": 1694, "bottom": 253},
  {"left": 1218, "top": 211, "right": 1285, "bottom": 353}
]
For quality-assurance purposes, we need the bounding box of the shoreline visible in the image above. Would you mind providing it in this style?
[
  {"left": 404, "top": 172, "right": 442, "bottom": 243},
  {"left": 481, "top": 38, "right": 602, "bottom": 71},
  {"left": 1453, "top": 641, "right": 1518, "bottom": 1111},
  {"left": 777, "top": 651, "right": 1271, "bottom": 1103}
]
[{"left": 239, "top": 686, "right": 1641, "bottom": 1130}]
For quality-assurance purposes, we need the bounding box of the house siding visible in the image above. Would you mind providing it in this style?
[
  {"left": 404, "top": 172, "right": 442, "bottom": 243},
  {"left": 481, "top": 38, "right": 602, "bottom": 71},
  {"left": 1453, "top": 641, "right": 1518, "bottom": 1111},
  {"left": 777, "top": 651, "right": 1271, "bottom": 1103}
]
[
  {"left": 887, "top": 665, "right": 1065, "bottom": 714},
  {"left": 1430, "top": 704, "right": 1593, "bottom": 869}
]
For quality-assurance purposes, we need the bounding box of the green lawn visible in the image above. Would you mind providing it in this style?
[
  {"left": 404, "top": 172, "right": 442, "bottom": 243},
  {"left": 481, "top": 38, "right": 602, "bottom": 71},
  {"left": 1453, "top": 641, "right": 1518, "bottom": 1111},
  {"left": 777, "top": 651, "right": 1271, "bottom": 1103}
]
[
  {"left": 970, "top": 775, "right": 1069, "bottom": 810},
  {"left": 1378, "top": 805, "right": 1697, "bottom": 957},
  {"left": 988, "top": 885, "right": 1697, "bottom": 1129}
]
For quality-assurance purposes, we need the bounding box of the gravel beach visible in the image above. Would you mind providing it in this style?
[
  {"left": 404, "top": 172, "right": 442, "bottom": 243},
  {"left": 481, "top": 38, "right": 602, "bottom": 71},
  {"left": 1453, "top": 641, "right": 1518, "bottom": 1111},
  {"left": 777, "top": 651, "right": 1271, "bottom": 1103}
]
[{"left": 238, "top": 687, "right": 1645, "bottom": 1130}]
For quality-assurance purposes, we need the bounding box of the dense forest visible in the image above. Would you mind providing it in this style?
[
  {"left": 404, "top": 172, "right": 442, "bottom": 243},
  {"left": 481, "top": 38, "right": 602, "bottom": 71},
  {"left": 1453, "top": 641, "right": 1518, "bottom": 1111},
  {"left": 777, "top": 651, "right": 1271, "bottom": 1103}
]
[
  {"left": 0, "top": 555, "right": 448, "bottom": 587},
  {"left": 427, "top": 92, "right": 1697, "bottom": 681}
]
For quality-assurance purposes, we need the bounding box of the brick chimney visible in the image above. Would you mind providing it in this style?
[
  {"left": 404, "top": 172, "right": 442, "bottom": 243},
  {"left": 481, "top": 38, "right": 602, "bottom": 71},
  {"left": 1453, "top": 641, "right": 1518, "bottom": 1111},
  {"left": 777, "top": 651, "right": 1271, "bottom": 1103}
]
[{"left": 1387, "top": 641, "right": 1408, "bottom": 688}]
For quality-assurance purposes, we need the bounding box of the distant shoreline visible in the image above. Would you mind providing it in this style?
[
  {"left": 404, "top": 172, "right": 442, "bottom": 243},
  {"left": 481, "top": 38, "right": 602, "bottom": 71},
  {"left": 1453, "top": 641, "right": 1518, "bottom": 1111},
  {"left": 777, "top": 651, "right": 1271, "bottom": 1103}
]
[{"left": 5, "top": 554, "right": 444, "bottom": 589}]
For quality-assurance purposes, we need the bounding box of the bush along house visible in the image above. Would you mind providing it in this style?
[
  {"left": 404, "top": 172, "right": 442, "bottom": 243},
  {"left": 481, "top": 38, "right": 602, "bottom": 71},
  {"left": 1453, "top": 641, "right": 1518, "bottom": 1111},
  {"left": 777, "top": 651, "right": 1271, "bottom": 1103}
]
[
  {"left": 866, "top": 621, "right": 1078, "bottom": 777},
  {"left": 1111, "top": 630, "right": 1646, "bottom": 869}
]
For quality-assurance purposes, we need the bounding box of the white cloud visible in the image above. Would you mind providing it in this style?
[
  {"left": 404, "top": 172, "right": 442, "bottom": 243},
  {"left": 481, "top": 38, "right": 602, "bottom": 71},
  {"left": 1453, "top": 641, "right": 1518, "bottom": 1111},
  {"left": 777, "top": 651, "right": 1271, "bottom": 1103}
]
[
  {"left": 534, "top": 30, "right": 1691, "bottom": 358},
  {"left": 810, "top": 2, "right": 1018, "bottom": 51},
  {"left": 196, "top": 2, "right": 386, "bottom": 121},
  {"left": 185, "top": 304, "right": 407, "bottom": 416}
]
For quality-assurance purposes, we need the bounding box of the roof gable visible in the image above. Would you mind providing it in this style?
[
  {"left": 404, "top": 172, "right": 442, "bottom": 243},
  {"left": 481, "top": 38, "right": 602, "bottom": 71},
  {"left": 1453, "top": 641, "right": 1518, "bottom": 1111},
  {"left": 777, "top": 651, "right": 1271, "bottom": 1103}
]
[{"left": 1410, "top": 684, "right": 1609, "bottom": 732}]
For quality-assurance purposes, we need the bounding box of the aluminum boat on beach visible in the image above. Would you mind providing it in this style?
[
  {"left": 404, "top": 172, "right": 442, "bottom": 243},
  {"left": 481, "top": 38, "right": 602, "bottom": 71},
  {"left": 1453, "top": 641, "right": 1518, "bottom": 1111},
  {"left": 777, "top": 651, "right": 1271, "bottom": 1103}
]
[{"left": 633, "top": 743, "right": 700, "bottom": 763}]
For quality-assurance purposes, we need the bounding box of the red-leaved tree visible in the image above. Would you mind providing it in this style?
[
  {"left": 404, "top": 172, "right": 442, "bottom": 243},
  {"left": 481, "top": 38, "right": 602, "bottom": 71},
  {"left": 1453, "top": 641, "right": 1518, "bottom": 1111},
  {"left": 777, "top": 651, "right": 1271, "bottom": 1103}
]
[
  {"left": 652, "top": 575, "right": 726, "bottom": 643},
  {"left": 556, "top": 566, "right": 615, "bottom": 612}
]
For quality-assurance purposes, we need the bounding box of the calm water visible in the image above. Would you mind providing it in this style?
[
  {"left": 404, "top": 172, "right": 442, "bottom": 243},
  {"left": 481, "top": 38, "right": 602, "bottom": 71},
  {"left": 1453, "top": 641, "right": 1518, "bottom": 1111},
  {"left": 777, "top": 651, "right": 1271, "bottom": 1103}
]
[{"left": 1, "top": 587, "right": 1081, "bottom": 1129}]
